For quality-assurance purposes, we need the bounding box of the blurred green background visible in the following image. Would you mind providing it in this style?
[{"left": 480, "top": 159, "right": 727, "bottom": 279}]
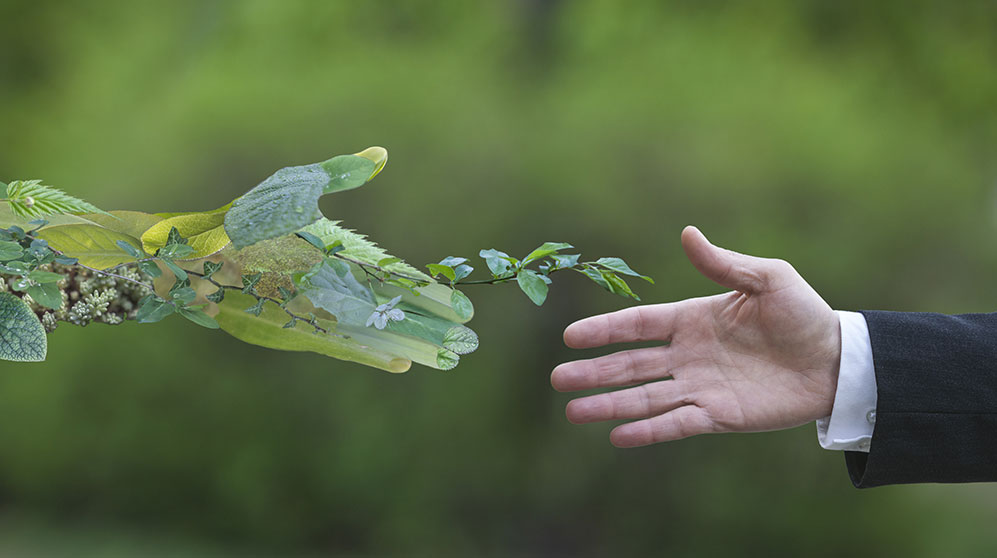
[{"left": 2, "top": 1, "right": 996, "bottom": 556}]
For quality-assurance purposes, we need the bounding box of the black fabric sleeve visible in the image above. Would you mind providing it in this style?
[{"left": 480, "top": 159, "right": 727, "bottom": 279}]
[{"left": 844, "top": 311, "right": 997, "bottom": 488}]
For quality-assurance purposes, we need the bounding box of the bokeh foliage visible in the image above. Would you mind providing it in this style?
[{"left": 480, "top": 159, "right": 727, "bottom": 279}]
[{"left": 1, "top": 1, "right": 996, "bottom": 555}]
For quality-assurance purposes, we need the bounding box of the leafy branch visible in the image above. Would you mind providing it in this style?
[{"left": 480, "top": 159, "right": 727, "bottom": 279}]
[{"left": 0, "top": 146, "right": 653, "bottom": 371}]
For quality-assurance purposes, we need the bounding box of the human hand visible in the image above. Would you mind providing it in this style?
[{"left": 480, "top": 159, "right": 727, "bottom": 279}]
[{"left": 551, "top": 226, "right": 842, "bottom": 447}]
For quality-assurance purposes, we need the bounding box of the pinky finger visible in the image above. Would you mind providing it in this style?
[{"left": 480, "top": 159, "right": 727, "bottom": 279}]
[{"left": 609, "top": 406, "right": 714, "bottom": 448}]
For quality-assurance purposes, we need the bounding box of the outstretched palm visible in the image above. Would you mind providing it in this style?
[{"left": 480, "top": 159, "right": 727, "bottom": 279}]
[{"left": 551, "top": 226, "right": 841, "bottom": 447}]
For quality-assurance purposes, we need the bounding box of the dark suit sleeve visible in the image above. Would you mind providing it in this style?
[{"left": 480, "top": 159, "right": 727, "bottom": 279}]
[{"left": 844, "top": 311, "right": 997, "bottom": 488}]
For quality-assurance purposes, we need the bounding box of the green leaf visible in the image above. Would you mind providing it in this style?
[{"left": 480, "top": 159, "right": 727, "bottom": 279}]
[
  {"left": 202, "top": 260, "right": 223, "bottom": 280},
  {"left": 602, "top": 271, "right": 640, "bottom": 300},
  {"left": 35, "top": 224, "right": 145, "bottom": 269},
  {"left": 161, "top": 259, "right": 188, "bottom": 282},
  {"left": 241, "top": 273, "right": 262, "bottom": 294},
  {"left": 0, "top": 241, "right": 23, "bottom": 261},
  {"left": 0, "top": 293, "right": 47, "bottom": 361},
  {"left": 377, "top": 257, "right": 402, "bottom": 268},
  {"left": 116, "top": 240, "right": 142, "bottom": 258},
  {"left": 427, "top": 264, "right": 456, "bottom": 282},
  {"left": 26, "top": 270, "right": 63, "bottom": 284},
  {"left": 170, "top": 286, "right": 197, "bottom": 304},
  {"left": 441, "top": 325, "right": 479, "bottom": 355},
  {"left": 177, "top": 305, "right": 220, "bottom": 329},
  {"left": 157, "top": 243, "right": 195, "bottom": 259},
  {"left": 5, "top": 180, "right": 111, "bottom": 219},
  {"left": 453, "top": 264, "right": 473, "bottom": 281},
  {"left": 523, "top": 242, "right": 573, "bottom": 265},
  {"left": 206, "top": 288, "right": 226, "bottom": 303},
  {"left": 135, "top": 296, "right": 175, "bottom": 323},
  {"left": 594, "top": 257, "right": 654, "bottom": 284},
  {"left": 580, "top": 266, "right": 610, "bottom": 290},
  {"left": 479, "top": 249, "right": 515, "bottom": 277},
  {"left": 438, "top": 256, "right": 468, "bottom": 267},
  {"left": 26, "top": 283, "right": 63, "bottom": 310},
  {"left": 138, "top": 260, "right": 162, "bottom": 278},
  {"left": 295, "top": 231, "right": 326, "bottom": 252},
  {"left": 141, "top": 210, "right": 230, "bottom": 259},
  {"left": 320, "top": 155, "right": 377, "bottom": 194},
  {"left": 450, "top": 289, "right": 473, "bottom": 321},
  {"left": 436, "top": 348, "right": 459, "bottom": 371},
  {"left": 517, "top": 270, "right": 549, "bottom": 306},
  {"left": 244, "top": 298, "right": 266, "bottom": 316},
  {"left": 224, "top": 149, "right": 385, "bottom": 250},
  {"left": 0, "top": 261, "right": 30, "bottom": 275},
  {"left": 550, "top": 254, "right": 581, "bottom": 269},
  {"left": 300, "top": 259, "right": 377, "bottom": 326}
]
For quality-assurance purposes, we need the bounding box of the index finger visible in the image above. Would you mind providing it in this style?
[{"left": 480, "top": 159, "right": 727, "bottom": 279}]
[{"left": 563, "top": 302, "right": 680, "bottom": 349}]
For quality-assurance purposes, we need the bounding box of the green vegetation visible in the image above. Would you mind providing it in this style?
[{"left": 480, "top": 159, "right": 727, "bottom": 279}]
[{"left": 0, "top": 148, "right": 650, "bottom": 371}]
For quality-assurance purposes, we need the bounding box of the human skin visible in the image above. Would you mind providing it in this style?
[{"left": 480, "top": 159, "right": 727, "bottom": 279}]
[{"left": 551, "top": 226, "right": 842, "bottom": 447}]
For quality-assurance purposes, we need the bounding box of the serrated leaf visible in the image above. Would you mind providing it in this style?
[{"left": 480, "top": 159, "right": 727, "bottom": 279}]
[
  {"left": 377, "top": 257, "right": 402, "bottom": 268},
  {"left": 0, "top": 293, "right": 46, "bottom": 361},
  {"left": 523, "top": 242, "right": 573, "bottom": 265},
  {"left": 177, "top": 306, "right": 220, "bottom": 329},
  {"left": 299, "top": 219, "right": 430, "bottom": 281},
  {"left": 141, "top": 211, "right": 230, "bottom": 259},
  {"left": 26, "top": 283, "right": 63, "bottom": 310},
  {"left": 450, "top": 289, "right": 473, "bottom": 321},
  {"left": 517, "top": 270, "right": 549, "bottom": 306},
  {"left": 5, "top": 180, "right": 110, "bottom": 219},
  {"left": 0, "top": 241, "right": 23, "bottom": 261},
  {"left": 594, "top": 257, "right": 654, "bottom": 284},
  {"left": 436, "top": 348, "right": 459, "bottom": 371},
  {"left": 35, "top": 224, "right": 145, "bottom": 269},
  {"left": 442, "top": 325, "right": 479, "bottom": 355}
]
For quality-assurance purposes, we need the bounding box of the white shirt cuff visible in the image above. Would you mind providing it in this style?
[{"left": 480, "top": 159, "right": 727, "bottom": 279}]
[{"left": 816, "top": 311, "right": 877, "bottom": 452}]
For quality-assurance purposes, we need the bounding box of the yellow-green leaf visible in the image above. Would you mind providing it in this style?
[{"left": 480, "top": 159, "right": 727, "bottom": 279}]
[
  {"left": 82, "top": 210, "right": 163, "bottom": 238},
  {"left": 141, "top": 212, "right": 230, "bottom": 259},
  {"left": 355, "top": 146, "right": 388, "bottom": 180},
  {"left": 36, "top": 225, "right": 145, "bottom": 269},
  {"left": 212, "top": 291, "right": 410, "bottom": 373}
]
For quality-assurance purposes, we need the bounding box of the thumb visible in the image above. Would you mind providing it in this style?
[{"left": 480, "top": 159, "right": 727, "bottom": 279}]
[{"left": 681, "top": 226, "right": 776, "bottom": 294}]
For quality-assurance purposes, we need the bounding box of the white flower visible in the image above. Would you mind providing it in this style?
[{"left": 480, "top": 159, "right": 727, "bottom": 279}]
[{"left": 366, "top": 295, "right": 405, "bottom": 329}]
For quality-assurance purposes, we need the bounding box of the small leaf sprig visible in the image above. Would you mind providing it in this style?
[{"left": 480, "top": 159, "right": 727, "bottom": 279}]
[{"left": 428, "top": 242, "right": 653, "bottom": 307}]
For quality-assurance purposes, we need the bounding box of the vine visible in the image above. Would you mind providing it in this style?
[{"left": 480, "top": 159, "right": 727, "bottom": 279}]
[{"left": 0, "top": 147, "right": 652, "bottom": 372}]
